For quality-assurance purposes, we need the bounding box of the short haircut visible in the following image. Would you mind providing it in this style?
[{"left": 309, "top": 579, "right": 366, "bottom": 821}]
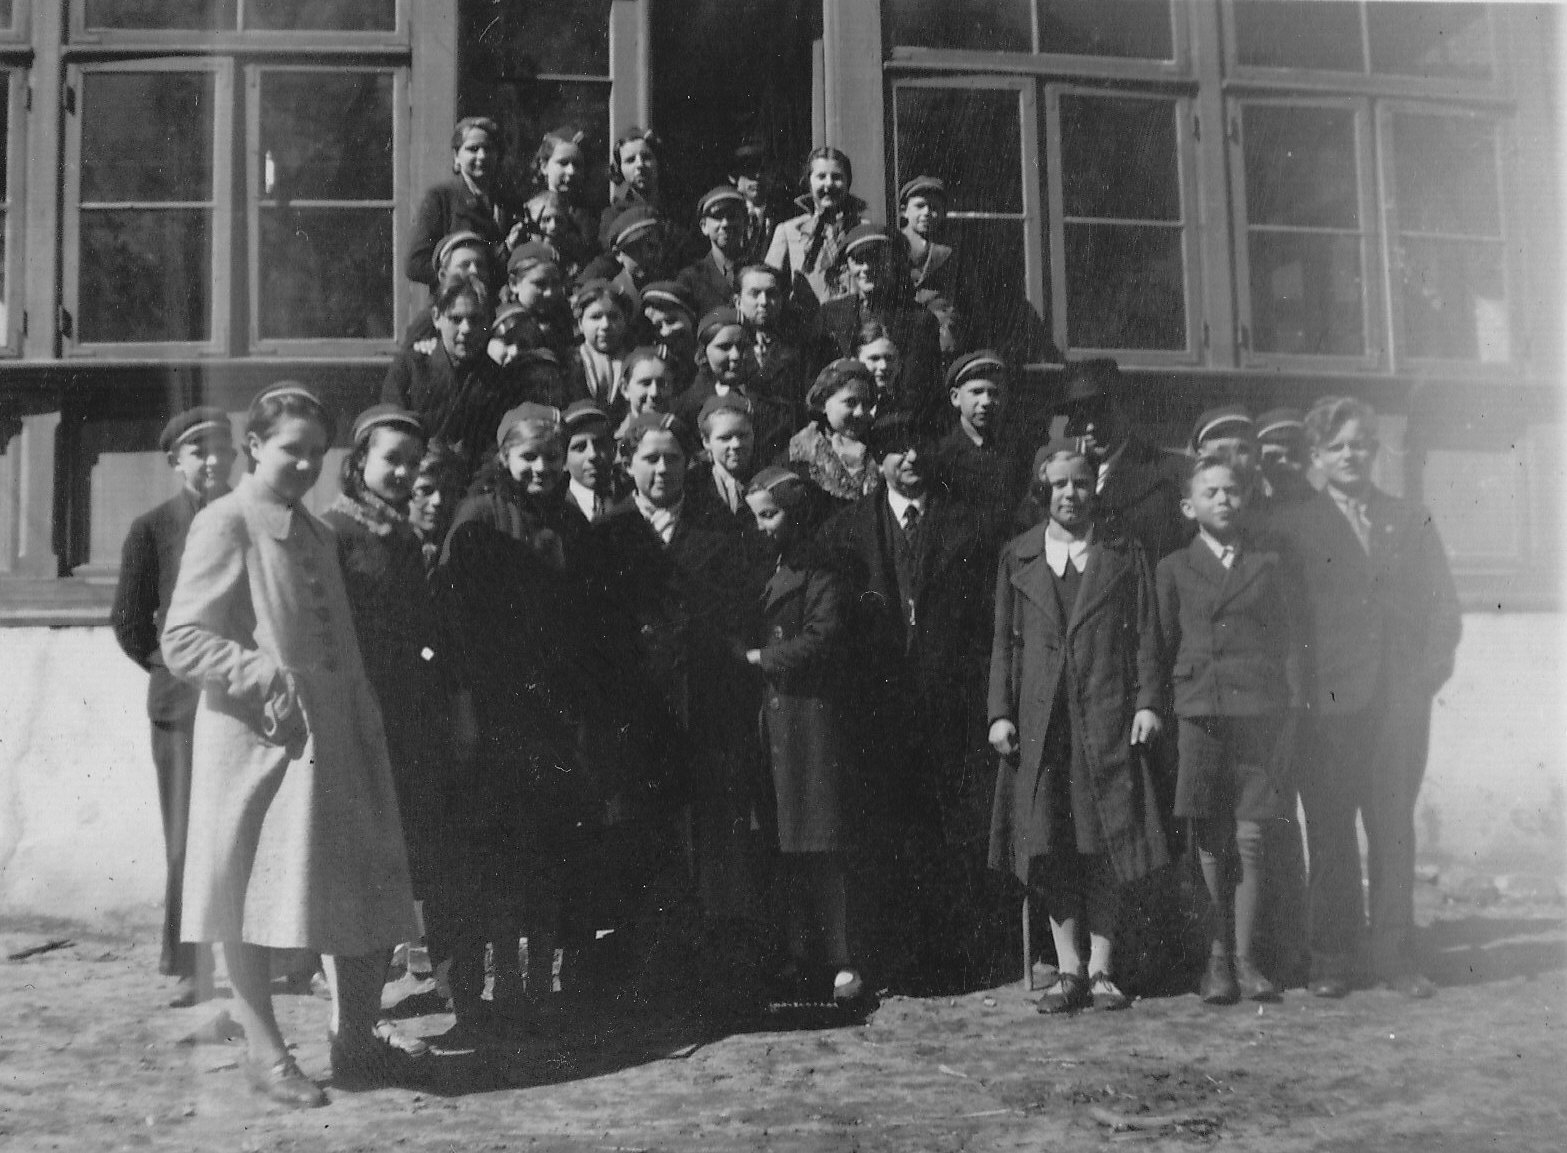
[
  {"left": 452, "top": 116, "right": 501, "bottom": 153},
  {"left": 1304, "top": 396, "right": 1378, "bottom": 448},
  {"left": 737, "top": 263, "right": 782, "bottom": 290},
  {"left": 1183, "top": 451, "right": 1242, "bottom": 497},
  {"left": 619, "top": 345, "right": 668, "bottom": 385},
  {"left": 571, "top": 280, "right": 627, "bottom": 322},
  {"left": 854, "top": 318, "right": 896, "bottom": 356},
  {"left": 700, "top": 401, "right": 755, "bottom": 439},
  {"left": 432, "top": 275, "right": 490, "bottom": 318}
]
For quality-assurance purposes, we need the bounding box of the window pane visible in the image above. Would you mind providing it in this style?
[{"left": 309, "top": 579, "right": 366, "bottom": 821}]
[
  {"left": 1369, "top": 2, "right": 1493, "bottom": 81},
  {"left": 84, "top": 0, "right": 237, "bottom": 30},
  {"left": 247, "top": 0, "right": 396, "bottom": 31},
  {"left": 0, "top": 78, "right": 8, "bottom": 197},
  {"left": 1397, "top": 239, "right": 1508, "bottom": 361},
  {"left": 941, "top": 218, "right": 1045, "bottom": 356},
  {"left": 460, "top": 78, "right": 611, "bottom": 207},
  {"left": 1392, "top": 113, "right": 1500, "bottom": 237},
  {"left": 1064, "top": 223, "right": 1185, "bottom": 349},
  {"left": 1037, "top": 0, "right": 1173, "bottom": 60},
  {"left": 895, "top": 87, "right": 1023, "bottom": 214},
  {"left": 80, "top": 209, "right": 210, "bottom": 342},
  {"left": 462, "top": 0, "right": 613, "bottom": 76},
  {"left": 259, "top": 208, "right": 393, "bottom": 340},
  {"left": 1249, "top": 233, "right": 1365, "bottom": 356},
  {"left": 1242, "top": 105, "right": 1358, "bottom": 230},
  {"left": 885, "top": 0, "right": 1032, "bottom": 53},
  {"left": 0, "top": 2, "right": 12, "bottom": 29},
  {"left": 80, "top": 72, "right": 215, "bottom": 203},
  {"left": 1233, "top": 0, "right": 1363, "bottom": 71},
  {"left": 1061, "top": 95, "right": 1179, "bottom": 221},
  {"left": 260, "top": 71, "right": 393, "bottom": 201}
]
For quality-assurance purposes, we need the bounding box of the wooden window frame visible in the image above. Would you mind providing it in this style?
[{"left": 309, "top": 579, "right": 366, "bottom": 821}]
[
  {"left": 1227, "top": 93, "right": 1385, "bottom": 374},
  {"left": 61, "top": 56, "right": 234, "bottom": 360},
  {"left": 68, "top": 0, "right": 407, "bottom": 50},
  {"left": 0, "top": 0, "right": 30, "bottom": 45},
  {"left": 244, "top": 62, "right": 406, "bottom": 357},
  {"left": 1043, "top": 83, "right": 1204, "bottom": 366},
  {"left": 0, "top": 66, "right": 26, "bottom": 355}
]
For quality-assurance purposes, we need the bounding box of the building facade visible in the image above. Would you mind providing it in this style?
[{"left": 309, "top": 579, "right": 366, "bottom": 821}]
[{"left": 0, "top": 0, "right": 1559, "bottom": 613}]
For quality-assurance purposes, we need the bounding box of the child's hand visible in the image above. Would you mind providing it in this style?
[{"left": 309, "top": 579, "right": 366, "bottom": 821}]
[
  {"left": 505, "top": 222, "right": 528, "bottom": 250},
  {"left": 989, "top": 719, "right": 1019, "bottom": 757},
  {"left": 1129, "top": 709, "right": 1163, "bottom": 746},
  {"left": 745, "top": 649, "right": 763, "bottom": 667}
]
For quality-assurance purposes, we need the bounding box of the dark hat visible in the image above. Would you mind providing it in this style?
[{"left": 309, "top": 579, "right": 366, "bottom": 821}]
[
  {"left": 495, "top": 402, "right": 562, "bottom": 446},
  {"left": 1190, "top": 404, "right": 1255, "bottom": 452},
  {"left": 697, "top": 185, "right": 747, "bottom": 218},
  {"left": 1056, "top": 357, "right": 1123, "bottom": 411},
  {"left": 608, "top": 204, "right": 661, "bottom": 249},
  {"left": 866, "top": 409, "right": 919, "bottom": 458},
  {"left": 696, "top": 306, "right": 744, "bottom": 346},
  {"left": 160, "top": 406, "right": 232, "bottom": 455},
  {"left": 731, "top": 140, "right": 766, "bottom": 175},
  {"left": 563, "top": 399, "right": 611, "bottom": 431},
  {"left": 897, "top": 175, "right": 948, "bottom": 205},
  {"left": 490, "top": 302, "right": 529, "bottom": 337},
  {"left": 620, "top": 409, "right": 690, "bottom": 450},
  {"left": 805, "top": 358, "right": 875, "bottom": 413},
  {"left": 698, "top": 393, "right": 755, "bottom": 426},
  {"left": 640, "top": 280, "right": 697, "bottom": 322},
  {"left": 1255, "top": 407, "right": 1306, "bottom": 444},
  {"left": 506, "top": 239, "right": 558, "bottom": 275},
  {"left": 433, "top": 229, "right": 487, "bottom": 275},
  {"left": 351, "top": 403, "right": 424, "bottom": 445},
  {"left": 843, "top": 222, "right": 892, "bottom": 260},
  {"left": 1031, "top": 435, "right": 1091, "bottom": 480},
  {"left": 946, "top": 349, "right": 1007, "bottom": 391}
]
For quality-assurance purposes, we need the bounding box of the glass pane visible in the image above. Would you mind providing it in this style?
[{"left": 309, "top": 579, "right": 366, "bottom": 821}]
[
  {"left": 941, "top": 217, "right": 1046, "bottom": 356},
  {"left": 85, "top": 0, "right": 237, "bottom": 30},
  {"left": 1248, "top": 232, "right": 1365, "bottom": 356},
  {"left": 0, "top": 2, "right": 12, "bottom": 29},
  {"left": 461, "top": 0, "right": 613, "bottom": 76},
  {"left": 79, "top": 209, "right": 211, "bottom": 343},
  {"left": 0, "top": 79, "right": 8, "bottom": 198},
  {"left": 1037, "top": 0, "right": 1173, "bottom": 60},
  {"left": 885, "top": 0, "right": 1032, "bottom": 53},
  {"left": 1397, "top": 239, "right": 1508, "bottom": 361},
  {"left": 460, "top": 78, "right": 611, "bottom": 208},
  {"left": 0, "top": 213, "right": 7, "bottom": 336},
  {"left": 1233, "top": 0, "right": 1363, "bottom": 71},
  {"left": 1392, "top": 113, "right": 1500, "bottom": 237},
  {"left": 1369, "top": 2, "right": 1493, "bottom": 81},
  {"left": 1242, "top": 105, "right": 1358, "bottom": 230},
  {"left": 247, "top": 0, "right": 396, "bottom": 31},
  {"left": 80, "top": 72, "right": 215, "bottom": 203},
  {"left": 895, "top": 86, "right": 1023, "bottom": 214},
  {"left": 260, "top": 71, "right": 393, "bottom": 201},
  {"left": 259, "top": 208, "right": 393, "bottom": 340},
  {"left": 1064, "top": 223, "right": 1185, "bottom": 349},
  {"left": 1061, "top": 95, "right": 1179, "bottom": 222}
]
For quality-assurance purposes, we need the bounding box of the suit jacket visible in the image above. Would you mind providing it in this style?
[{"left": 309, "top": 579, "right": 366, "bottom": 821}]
[
  {"left": 1094, "top": 436, "right": 1192, "bottom": 562},
  {"left": 1268, "top": 488, "right": 1461, "bottom": 715},
  {"left": 113, "top": 488, "right": 207, "bottom": 724},
  {"left": 933, "top": 424, "right": 1032, "bottom": 558},
  {"left": 406, "top": 179, "right": 523, "bottom": 289},
  {"left": 986, "top": 525, "right": 1168, "bottom": 884},
  {"left": 381, "top": 342, "right": 523, "bottom": 486},
  {"left": 815, "top": 294, "right": 945, "bottom": 432},
  {"left": 1155, "top": 531, "right": 1306, "bottom": 718},
  {"left": 677, "top": 251, "right": 744, "bottom": 318}
]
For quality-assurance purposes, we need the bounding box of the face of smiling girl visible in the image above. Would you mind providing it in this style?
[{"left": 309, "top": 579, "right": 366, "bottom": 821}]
[
  {"left": 503, "top": 426, "right": 565, "bottom": 496},
  {"left": 455, "top": 128, "right": 496, "bottom": 189},
  {"left": 705, "top": 324, "right": 749, "bottom": 387},
  {"left": 808, "top": 157, "right": 848, "bottom": 211},
  {"left": 824, "top": 381, "right": 874, "bottom": 439},
  {"left": 361, "top": 428, "right": 424, "bottom": 509},
  {"left": 248, "top": 415, "right": 329, "bottom": 505},
  {"left": 544, "top": 141, "right": 583, "bottom": 194},
  {"left": 579, "top": 300, "right": 626, "bottom": 354}
]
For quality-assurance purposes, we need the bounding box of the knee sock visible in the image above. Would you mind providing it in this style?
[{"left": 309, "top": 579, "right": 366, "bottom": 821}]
[
  {"left": 1085, "top": 856, "right": 1121, "bottom": 977},
  {"left": 1233, "top": 820, "right": 1265, "bottom": 963},
  {"left": 1195, "top": 818, "right": 1235, "bottom": 958}
]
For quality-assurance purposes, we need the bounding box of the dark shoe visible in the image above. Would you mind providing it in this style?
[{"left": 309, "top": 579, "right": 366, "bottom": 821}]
[
  {"left": 1381, "top": 970, "right": 1436, "bottom": 999},
  {"left": 1200, "top": 956, "right": 1239, "bottom": 1005},
  {"left": 831, "top": 968, "right": 866, "bottom": 1007},
  {"left": 168, "top": 976, "right": 198, "bottom": 1009},
  {"left": 1036, "top": 970, "right": 1089, "bottom": 1014},
  {"left": 1309, "top": 974, "right": 1350, "bottom": 999},
  {"left": 329, "top": 1032, "right": 429, "bottom": 1091},
  {"left": 1236, "top": 958, "right": 1280, "bottom": 1002},
  {"left": 1089, "top": 972, "right": 1131, "bottom": 1011},
  {"left": 243, "top": 1055, "right": 326, "bottom": 1108}
]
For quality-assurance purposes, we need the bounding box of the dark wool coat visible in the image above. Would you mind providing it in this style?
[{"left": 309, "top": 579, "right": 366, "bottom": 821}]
[
  {"left": 1267, "top": 488, "right": 1461, "bottom": 715},
  {"left": 987, "top": 525, "right": 1170, "bottom": 886},
  {"left": 932, "top": 424, "right": 1033, "bottom": 563},
  {"left": 672, "top": 370, "right": 798, "bottom": 466},
  {"left": 755, "top": 558, "right": 855, "bottom": 853},
  {"left": 406, "top": 178, "right": 525, "bottom": 289},
  {"left": 677, "top": 250, "right": 744, "bottom": 319},
  {"left": 815, "top": 294, "right": 945, "bottom": 432},
  {"left": 112, "top": 489, "right": 205, "bottom": 724},
  {"left": 380, "top": 342, "right": 524, "bottom": 487},
  {"left": 1155, "top": 531, "right": 1307, "bottom": 719},
  {"left": 1095, "top": 436, "right": 1193, "bottom": 563}
]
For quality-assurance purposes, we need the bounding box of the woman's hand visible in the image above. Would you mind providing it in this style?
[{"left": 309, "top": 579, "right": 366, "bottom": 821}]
[
  {"left": 1130, "top": 709, "right": 1163, "bottom": 747},
  {"left": 262, "top": 670, "right": 307, "bottom": 751},
  {"left": 989, "top": 719, "right": 1019, "bottom": 757}
]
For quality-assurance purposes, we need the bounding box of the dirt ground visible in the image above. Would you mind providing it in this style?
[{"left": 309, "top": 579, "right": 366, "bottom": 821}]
[{"left": 3, "top": 885, "right": 1565, "bottom": 1153}]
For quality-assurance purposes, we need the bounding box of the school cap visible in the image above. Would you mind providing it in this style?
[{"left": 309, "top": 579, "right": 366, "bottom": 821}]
[
  {"left": 1190, "top": 404, "right": 1255, "bottom": 452},
  {"left": 506, "top": 239, "right": 558, "bottom": 276},
  {"left": 608, "top": 204, "right": 661, "bottom": 249},
  {"left": 842, "top": 223, "right": 892, "bottom": 259},
  {"left": 1055, "top": 357, "right": 1123, "bottom": 412},
  {"left": 495, "top": 402, "right": 562, "bottom": 446},
  {"left": 640, "top": 280, "right": 697, "bottom": 322},
  {"left": 620, "top": 409, "right": 691, "bottom": 450},
  {"left": 898, "top": 175, "right": 948, "bottom": 205},
  {"left": 562, "top": 399, "right": 611, "bottom": 432},
  {"left": 1032, "top": 435, "right": 1091, "bottom": 479},
  {"left": 160, "top": 406, "right": 232, "bottom": 454},
  {"left": 698, "top": 393, "right": 755, "bottom": 426},
  {"left": 696, "top": 306, "right": 744, "bottom": 346},
  {"left": 1256, "top": 407, "right": 1306, "bottom": 444},
  {"left": 490, "top": 302, "right": 529, "bottom": 337},
  {"left": 697, "top": 185, "right": 747, "bottom": 218},
  {"left": 433, "top": 229, "right": 488, "bottom": 275},
  {"left": 805, "top": 358, "right": 875, "bottom": 413},
  {"left": 865, "top": 409, "right": 919, "bottom": 457},
  {"left": 351, "top": 403, "right": 424, "bottom": 445},
  {"left": 946, "top": 349, "right": 1007, "bottom": 391}
]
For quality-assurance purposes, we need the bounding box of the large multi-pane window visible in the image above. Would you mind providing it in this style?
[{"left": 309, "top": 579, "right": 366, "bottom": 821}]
[{"left": 886, "top": 0, "right": 1177, "bottom": 62}]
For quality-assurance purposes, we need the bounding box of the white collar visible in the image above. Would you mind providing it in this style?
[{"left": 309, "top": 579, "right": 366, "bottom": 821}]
[
  {"left": 1197, "top": 528, "right": 1238, "bottom": 567},
  {"left": 568, "top": 478, "right": 601, "bottom": 520},
  {"left": 1043, "top": 526, "right": 1091, "bottom": 576},
  {"left": 886, "top": 487, "right": 927, "bottom": 526}
]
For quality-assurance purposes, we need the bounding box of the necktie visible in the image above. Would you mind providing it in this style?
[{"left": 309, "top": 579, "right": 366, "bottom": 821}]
[
  {"left": 903, "top": 503, "right": 921, "bottom": 535},
  {"left": 1219, "top": 545, "right": 1235, "bottom": 570}
]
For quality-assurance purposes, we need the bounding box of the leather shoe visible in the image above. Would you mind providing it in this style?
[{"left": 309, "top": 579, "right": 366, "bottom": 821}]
[
  {"left": 1200, "top": 956, "right": 1239, "bottom": 1005},
  {"left": 330, "top": 1032, "right": 429, "bottom": 1091},
  {"left": 1381, "top": 970, "right": 1436, "bottom": 999},
  {"left": 1089, "top": 972, "right": 1131, "bottom": 1011},
  {"left": 168, "top": 976, "right": 198, "bottom": 1009},
  {"left": 1309, "top": 974, "right": 1350, "bottom": 999},
  {"left": 1236, "top": 958, "right": 1280, "bottom": 1002},
  {"left": 243, "top": 1055, "right": 326, "bottom": 1108},
  {"left": 1036, "top": 970, "right": 1089, "bottom": 1014}
]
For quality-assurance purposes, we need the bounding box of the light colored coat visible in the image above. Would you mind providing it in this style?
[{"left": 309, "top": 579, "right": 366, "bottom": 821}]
[{"left": 162, "top": 474, "right": 417, "bottom": 954}]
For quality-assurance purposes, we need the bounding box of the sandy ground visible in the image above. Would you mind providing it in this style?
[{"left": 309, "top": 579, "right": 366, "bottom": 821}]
[{"left": 3, "top": 888, "right": 1565, "bottom": 1153}]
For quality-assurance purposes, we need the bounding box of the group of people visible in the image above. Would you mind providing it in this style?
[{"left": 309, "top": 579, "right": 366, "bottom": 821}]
[{"left": 109, "top": 116, "right": 1463, "bottom": 1109}]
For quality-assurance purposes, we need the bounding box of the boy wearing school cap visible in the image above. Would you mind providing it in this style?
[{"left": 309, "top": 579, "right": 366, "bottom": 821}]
[
  {"left": 560, "top": 399, "right": 623, "bottom": 524},
  {"left": 1254, "top": 407, "right": 1316, "bottom": 506},
  {"left": 820, "top": 410, "right": 992, "bottom": 991},
  {"left": 933, "top": 350, "right": 1033, "bottom": 561},
  {"left": 400, "top": 231, "right": 499, "bottom": 350},
  {"left": 638, "top": 281, "right": 700, "bottom": 393},
  {"left": 112, "top": 406, "right": 238, "bottom": 1006},
  {"left": 678, "top": 185, "right": 752, "bottom": 317},
  {"left": 577, "top": 204, "right": 667, "bottom": 306},
  {"left": 899, "top": 176, "right": 960, "bottom": 354}
]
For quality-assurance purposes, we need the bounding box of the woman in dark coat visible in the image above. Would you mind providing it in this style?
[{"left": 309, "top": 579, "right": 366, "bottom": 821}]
[
  {"left": 743, "top": 466, "right": 862, "bottom": 1004},
  {"left": 407, "top": 117, "right": 526, "bottom": 292}
]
